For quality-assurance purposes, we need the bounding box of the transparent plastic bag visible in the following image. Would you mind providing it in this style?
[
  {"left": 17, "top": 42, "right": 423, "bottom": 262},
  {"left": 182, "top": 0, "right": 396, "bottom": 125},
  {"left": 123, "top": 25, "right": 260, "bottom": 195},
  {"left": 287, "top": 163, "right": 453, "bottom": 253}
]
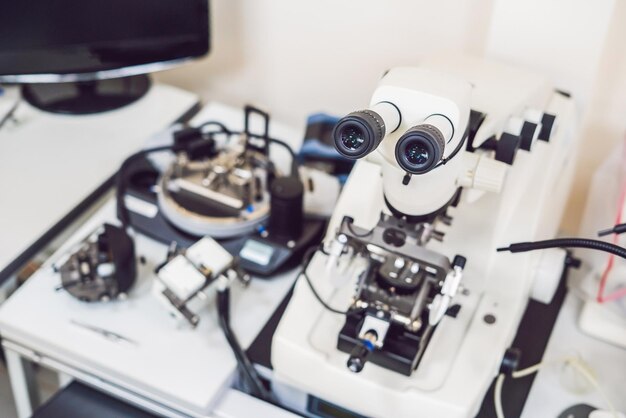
[{"left": 573, "top": 138, "right": 626, "bottom": 314}]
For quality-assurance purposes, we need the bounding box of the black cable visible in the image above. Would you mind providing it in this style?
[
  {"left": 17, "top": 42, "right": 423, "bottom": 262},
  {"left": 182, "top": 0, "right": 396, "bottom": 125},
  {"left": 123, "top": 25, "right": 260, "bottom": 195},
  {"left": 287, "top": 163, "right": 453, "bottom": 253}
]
[
  {"left": 196, "top": 120, "right": 232, "bottom": 135},
  {"left": 299, "top": 245, "right": 362, "bottom": 316},
  {"left": 116, "top": 144, "right": 177, "bottom": 229},
  {"left": 302, "top": 269, "right": 352, "bottom": 315},
  {"left": 115, "top": 120, "right": 300, "bottom": 229},
  {"left": 497, "top": 238, "right": 626, "bottom": 261},
  {"left": 346, "top": 222, "right": 374, "bottom": 238},
  {"left": 216, "top": 287, "right": 273, "bottom": 401},
  {"left": 435, "top": 127, "right": 469, "bottom": 168},
  {"left": 0, "top": 99, "right": 19, "bottom": 131},
  {"left": 234, "top": 131, "right": 300, "bottom": 177},
  {"left": 598, "top": 223, "right": 626, "bottom": 237},
  {"left": 195, "top": 119, "right": 299, "bottom": 176},
  {"left": 267, "top": 137, "right": 299, "bottom": 177}
]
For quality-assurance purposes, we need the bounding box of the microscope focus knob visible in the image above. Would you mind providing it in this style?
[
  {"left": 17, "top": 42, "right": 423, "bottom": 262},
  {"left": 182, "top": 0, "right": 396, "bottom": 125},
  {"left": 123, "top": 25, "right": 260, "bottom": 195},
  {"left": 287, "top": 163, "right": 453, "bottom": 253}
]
[
  {"left": 460, "top": 154, "right": 507, "bottom": 194},
  {"left": 452, "top": 255, "right": 467, "bottom": 269},
  {"left": 347, "top": 341, "right": 374, "bottom": 373},
  {"left": 474, "top": 156, "right": 507, "bottom": 193}
]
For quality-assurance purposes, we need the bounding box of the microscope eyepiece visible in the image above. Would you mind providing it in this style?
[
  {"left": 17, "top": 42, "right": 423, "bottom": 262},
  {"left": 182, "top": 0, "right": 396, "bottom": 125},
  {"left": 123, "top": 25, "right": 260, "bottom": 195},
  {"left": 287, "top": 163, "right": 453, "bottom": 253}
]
[
  {"left": 395, "top": 124, "right": 446, "bottom": 174},
  {"left": 332, "top": 110, "right": 386, "bottom": 159}
]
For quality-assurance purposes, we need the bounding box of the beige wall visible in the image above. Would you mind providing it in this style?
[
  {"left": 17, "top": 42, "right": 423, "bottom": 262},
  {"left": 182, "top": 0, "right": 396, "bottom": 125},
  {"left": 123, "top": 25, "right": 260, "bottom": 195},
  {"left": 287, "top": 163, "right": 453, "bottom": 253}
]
[
  {"left": 562, "top": 0, "right": 626, "bottom": 232},
  {"left": 155, "top": 0, "right": 494, "bottom": 127},
  {"left": 156, "top": 0, "right": 626, "bottom": 232}
]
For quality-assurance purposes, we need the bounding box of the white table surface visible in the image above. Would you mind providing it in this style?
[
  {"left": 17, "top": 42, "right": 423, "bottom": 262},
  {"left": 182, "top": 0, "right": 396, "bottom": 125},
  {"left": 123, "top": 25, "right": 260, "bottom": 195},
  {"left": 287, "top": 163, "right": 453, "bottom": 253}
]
[
  {"left": 0, "top": 198, "right": 299, "bottom": 417},
  {"left": 0, "top": 100, "right": 306, "bottom": 417},
  {"left": 0, "top": 84, "right": 198, "bottom": 276},
  {"left": 521, "top": 293, "right": 626, "bottom": 417}
]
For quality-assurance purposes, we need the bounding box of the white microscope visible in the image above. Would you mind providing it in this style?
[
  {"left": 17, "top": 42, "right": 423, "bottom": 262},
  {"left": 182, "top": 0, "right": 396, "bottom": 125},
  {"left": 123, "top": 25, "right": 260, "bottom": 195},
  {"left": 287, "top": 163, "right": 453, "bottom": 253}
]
[{"left": 270, "top": 56, "right": 579, "bottom": 418}]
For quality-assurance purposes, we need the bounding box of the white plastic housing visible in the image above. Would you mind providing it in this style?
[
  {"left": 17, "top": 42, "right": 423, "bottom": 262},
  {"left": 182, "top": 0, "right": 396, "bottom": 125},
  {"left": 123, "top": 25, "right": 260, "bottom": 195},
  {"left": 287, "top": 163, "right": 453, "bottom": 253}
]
[
  {"left": 154, "top": 237, "right": 233, "bottom": 323},
  {"left": 299, "top": 167, "right": 341, "bottom": 218},
  {"left": 185, "top": 237, "right": 233, "bottom": 275},
  {"left": 458, "top": 153, "right": 508, "bottom": 194},
  {"left": 371, "top": 101, "right": 401, "bottom": 134},
  {"left": 529, "top": 248, "right": 567, "bottom": 304},
  {"left": 271, "top": 56, "right": 579, "bottom": 418},
  {"left": 158, "top": 255, "right": 208, "bottom": 300},
  {"left": 370, "top": 67, "right": 472, "bottom": 216},
  {"left": 579, "top": 299, "right": 626, "bottom": 349}
]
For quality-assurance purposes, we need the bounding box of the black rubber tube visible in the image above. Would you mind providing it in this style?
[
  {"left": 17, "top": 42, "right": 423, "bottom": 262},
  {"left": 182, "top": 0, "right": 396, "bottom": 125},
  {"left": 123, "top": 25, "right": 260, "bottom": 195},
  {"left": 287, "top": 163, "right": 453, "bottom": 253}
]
[
  {"left": 216, "top": 287, "right": 273, "bottom": 401},
  {"left": 598, "top": 223, "right": 626, "bottom": 237},
  {"left": 498, "top": 238, "right": 626, "bottom": 260},
  {"left": 116, "top": 145, "right": 175, "bottom": 229}
]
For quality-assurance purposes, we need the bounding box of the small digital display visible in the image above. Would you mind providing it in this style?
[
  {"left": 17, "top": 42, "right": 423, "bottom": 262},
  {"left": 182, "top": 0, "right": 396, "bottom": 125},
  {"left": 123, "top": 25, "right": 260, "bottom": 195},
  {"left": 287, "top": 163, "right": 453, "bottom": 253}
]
[{"left": 239, "top": 240, "right": 275, "bottom": 266}]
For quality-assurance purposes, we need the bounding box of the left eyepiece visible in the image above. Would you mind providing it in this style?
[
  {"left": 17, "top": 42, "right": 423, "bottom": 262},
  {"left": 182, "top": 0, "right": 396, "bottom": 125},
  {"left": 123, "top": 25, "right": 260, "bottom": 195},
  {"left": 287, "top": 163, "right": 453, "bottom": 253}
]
[{"left": 332, "top": 110, "right": 386, "bottom": 159}]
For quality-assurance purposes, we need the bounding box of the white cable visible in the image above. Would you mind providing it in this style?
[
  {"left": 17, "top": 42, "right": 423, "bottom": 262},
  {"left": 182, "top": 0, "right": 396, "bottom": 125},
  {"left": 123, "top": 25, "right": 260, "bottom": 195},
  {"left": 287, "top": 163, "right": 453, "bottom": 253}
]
[
  {"left": 493, "top": 356, "right": 618, "bottom": 418},
  {"left": 512, "top": 362, "right": 544, "bottom": 379},
  {"left": 494, "top": 374, "right": 506, "bottom": 418},
  {"left": 565, "top": 357, "right": 617, "bottom": 417}
]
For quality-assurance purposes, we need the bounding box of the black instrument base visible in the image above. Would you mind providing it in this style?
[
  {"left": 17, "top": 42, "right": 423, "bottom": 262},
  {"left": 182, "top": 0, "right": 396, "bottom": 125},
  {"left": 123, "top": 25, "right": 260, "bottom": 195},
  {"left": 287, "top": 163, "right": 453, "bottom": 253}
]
[
  {"left": 121, "top": 157, "right": 326, "bottom": 276},
  {"left": 22, "top": 75, "right": 151, "bottom": 115},
  {"left": 337, "top": 312, "right": 429, "bottom": 377}
]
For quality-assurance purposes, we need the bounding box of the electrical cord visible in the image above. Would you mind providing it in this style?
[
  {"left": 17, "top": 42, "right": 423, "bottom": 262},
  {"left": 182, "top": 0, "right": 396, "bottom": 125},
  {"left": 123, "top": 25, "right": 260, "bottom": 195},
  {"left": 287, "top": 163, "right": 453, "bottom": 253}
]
[
  {"left": 598, "top": 223, "right": 626, "bottom": 237},
  {"left": 494, "top": 374, "right": 506, "bottom": 418},
  {"left": 498, "top": 236, "right": 626, "bottom": 303},
  {"left": 196, "top": 120, "right": 232, "bottom": 135},
  {"left": 216, "top": 286, "right": 273, "bottom": 402},
  {"left": 435, "top": 127, "right": 469, "bottom": 168},
  {"left": 197, "top": 119, "right": 299, "bottom": 176},
  {"left": 494, "top": 356, "right": 618, "bottom": 418},
  {"left": 300, "top": 245, "right": 364, "bottom": 316},
  {"left": 115, "top": 120, "right": 300, "bottom": 229},
  {"left": 0, "top": 99, "right": 19, "bottom": 131},
  {"left": 116, "top": 144, "right": 178, "bottom": 229},
  {"left": 497, "top": 238, "right": 626, "bottom": 261},
  {"left": 267, "top": 137, "right": 299, "bottom": 177},
  {"left": 346, "top": 222, "right": 374, "bottom": 239},
  {"left": 302, "top": 268, "right": 352, "bottom": 315}
]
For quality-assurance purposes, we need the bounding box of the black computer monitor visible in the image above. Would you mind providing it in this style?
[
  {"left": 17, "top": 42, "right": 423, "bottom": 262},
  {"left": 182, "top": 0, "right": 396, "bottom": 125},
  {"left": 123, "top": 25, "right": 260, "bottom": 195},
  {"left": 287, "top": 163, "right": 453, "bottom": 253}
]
[{"left": 0, "top": 0, "right": 210, "bottom": 114}]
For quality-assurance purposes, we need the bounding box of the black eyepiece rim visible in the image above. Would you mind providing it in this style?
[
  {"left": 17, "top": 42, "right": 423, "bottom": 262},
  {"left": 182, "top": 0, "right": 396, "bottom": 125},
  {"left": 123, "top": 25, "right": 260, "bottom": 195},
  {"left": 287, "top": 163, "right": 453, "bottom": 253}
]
[
  {"left": 395, "top": 125, "right": 445, "bottom": 174},
  {"left": 332, "top": 110, "right": 385, "bottom": 160}
]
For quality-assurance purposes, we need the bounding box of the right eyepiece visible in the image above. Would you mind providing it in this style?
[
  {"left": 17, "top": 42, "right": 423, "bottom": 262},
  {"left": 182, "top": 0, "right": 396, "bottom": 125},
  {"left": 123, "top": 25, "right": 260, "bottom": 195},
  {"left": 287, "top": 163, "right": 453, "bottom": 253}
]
[
  {"left": 332, "top": 110, "right": 386, "bottom": 159},
  {"left": 395, "top": 124, "right": 446, "bottom": 174}
]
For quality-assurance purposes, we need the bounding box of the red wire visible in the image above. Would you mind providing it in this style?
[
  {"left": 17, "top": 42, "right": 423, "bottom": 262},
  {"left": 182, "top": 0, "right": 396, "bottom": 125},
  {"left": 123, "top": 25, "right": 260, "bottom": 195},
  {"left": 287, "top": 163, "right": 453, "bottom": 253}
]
[{"left": 596, "top": 177, "right": 626, "bottom": 303}]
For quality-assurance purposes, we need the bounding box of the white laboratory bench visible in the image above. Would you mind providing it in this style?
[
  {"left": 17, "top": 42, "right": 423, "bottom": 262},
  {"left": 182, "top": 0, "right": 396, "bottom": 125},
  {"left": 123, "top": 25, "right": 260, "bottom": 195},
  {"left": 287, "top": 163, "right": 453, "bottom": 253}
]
[
  {"left": 0, "top": 83, "right": 199, "bottom": 284},
  {"left": 0, "top": 98, "right": 306, "bottom": 418},
  {"left": 1, "top": 90, "right": 623, "bottom": 418},
  {"left": 0, "top": 198, "right": 300, "bottom": 418},
  {"left": 521, "top": 292, "right": 626, "bottom": 417}
]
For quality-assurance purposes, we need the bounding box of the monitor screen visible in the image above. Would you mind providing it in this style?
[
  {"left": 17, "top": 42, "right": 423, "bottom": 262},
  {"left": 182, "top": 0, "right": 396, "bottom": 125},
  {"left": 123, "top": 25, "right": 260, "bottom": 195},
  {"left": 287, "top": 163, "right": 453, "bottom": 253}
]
[{"left": 0, "top": 0, "right": 210, "bottom": 81}]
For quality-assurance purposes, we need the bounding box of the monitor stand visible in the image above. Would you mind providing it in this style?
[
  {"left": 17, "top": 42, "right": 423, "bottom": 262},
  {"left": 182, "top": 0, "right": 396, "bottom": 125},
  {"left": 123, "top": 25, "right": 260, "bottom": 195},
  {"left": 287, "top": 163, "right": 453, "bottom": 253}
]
[{"left": 21, "top": 74, "right": 151, "bottom": 115}]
